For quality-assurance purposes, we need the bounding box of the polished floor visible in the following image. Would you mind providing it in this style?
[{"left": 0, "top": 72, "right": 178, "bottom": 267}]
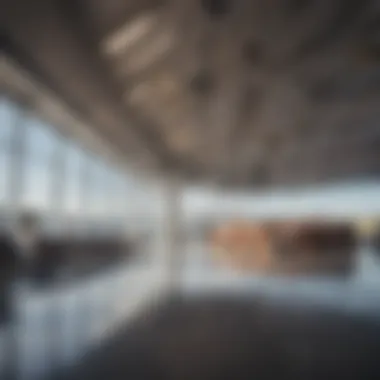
[
  {"left": 1, "top": 244, "right": 379, "bottom": 380},
  {"left": 0, "top": 265, "right": 163, "bottom": 380}
]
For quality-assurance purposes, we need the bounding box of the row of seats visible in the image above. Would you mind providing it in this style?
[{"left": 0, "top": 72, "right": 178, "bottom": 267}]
[
  {"left": 0, "top": 231, "right": 137, "bottom": 325},
  {"left": 0, "top": 233, "right": 136, "bottom": 287},
  {"left": 209, "top": 220, "right": 358, "bottom": 275}
]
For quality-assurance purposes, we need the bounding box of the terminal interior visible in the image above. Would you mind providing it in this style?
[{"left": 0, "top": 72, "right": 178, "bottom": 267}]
[{"left": 1, "top": 1, "right": 380, "bottom": 379}]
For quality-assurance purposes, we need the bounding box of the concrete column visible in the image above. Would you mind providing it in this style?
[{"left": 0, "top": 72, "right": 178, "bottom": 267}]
[{"left": 158, "top": 179, "right": 184, "bottom": 291}]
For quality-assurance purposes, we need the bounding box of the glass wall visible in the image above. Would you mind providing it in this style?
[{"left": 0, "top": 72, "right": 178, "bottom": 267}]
[
  {"left": 0, "top": 96, "right": 141, "bottom": 233},
  {"left": 21, "top": 117, "right": 56, "bottom": 211},
  {"left": 64, "top": 142, "right": 86, "bottom": 215},
  {"left": 0, "top": 98, "right": 17, "bottom": 208}
]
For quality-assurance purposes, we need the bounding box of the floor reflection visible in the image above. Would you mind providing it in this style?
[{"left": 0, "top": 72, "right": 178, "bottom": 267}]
[{"left": 182, "top": 242, "right": 380, "bottom": 315}]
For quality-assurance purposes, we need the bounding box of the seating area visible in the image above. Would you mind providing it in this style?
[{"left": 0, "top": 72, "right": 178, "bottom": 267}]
[
  {"left": 0, "top": 220, "right": 155, "bottom": 380},
  {"left": 0, "top": 230, "right": 136, "bottom": 287},
  {"left": 209, "top": 221, "right": 357, "bottom": 276}
]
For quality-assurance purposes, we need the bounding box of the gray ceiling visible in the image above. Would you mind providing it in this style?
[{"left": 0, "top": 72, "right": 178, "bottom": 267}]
[{"left": 2, "top": 0, "right": 380, "bottom": 189}]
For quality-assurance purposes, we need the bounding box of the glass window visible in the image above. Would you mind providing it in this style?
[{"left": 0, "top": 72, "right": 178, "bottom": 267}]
[
  {"left": 78, "top": 151, "right": 93, "bottom": 217},
  {"left": 115, "top": 171, "right": 128, "bottom": 217},
  {"left": 120, "top": 176, "right": 129, "bottom": 214},
  {"left": 64, "top": 143, "right": 85, "bottom": 215},
  {"left": 21, "top": 160, "right": 51, "bottom": 211},
  {"left": 20, "top": 117, "right": 58, "bottom": 211},
  {"left": 0, "top": 97, "right": 17, "bottom": 150},
  {"left": 107, "top": 168, "right": 123, "bottom": 216},
  {"left": 102, "top": 162, "right": 113, "bottom": 216},
  {"left": 0, "top": 148, "right": 11, "bottom": 208},
  {"left": 80, "top": 154, "right": 102, "bottom": 217},
  {"left": 0, "top": 98, "right": 22, "bottom": 209},
  {"left": 25, "top": 117, "right": 55, "bottom": 161},
  {"left": 49, "top": 133, "right": 68, "bottom": 209},
  {"left": 88, "top": 160, "right": 106, "bottom": 216}
]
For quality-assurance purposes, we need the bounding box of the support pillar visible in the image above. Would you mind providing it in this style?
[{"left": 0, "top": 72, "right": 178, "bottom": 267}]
[{"left": 158, "top": 179, "right": 184, "bottom": 291}]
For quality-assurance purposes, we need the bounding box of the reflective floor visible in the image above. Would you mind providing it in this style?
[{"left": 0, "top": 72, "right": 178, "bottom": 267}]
[
  {"left": 182, "top": 243, "right": 380, "bottom": 315},
  {"left": 1, "top": 244, "right": 379, "bottom": 380},
  {"left": 0, "top": 265, "right": 163, "bottom": 380}
]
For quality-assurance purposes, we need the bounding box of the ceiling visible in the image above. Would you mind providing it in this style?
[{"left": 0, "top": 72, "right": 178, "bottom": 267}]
[{"left": 2, "top": 0, "right": 380, "bottom": 189}]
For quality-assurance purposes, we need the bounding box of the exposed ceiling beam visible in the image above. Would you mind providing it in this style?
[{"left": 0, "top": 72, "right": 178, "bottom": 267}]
[
  {"left": 0, "top": 56, "right": 123, "bottom": 168},
  {"left": 57, "top": 0, "right": 193, "bottom": 175},
  {"left": 2, "top": 0, "right": 162, "bottom": 171},
  {"left": 81, "top": 0, "right": 165, "bottom": 38}
]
